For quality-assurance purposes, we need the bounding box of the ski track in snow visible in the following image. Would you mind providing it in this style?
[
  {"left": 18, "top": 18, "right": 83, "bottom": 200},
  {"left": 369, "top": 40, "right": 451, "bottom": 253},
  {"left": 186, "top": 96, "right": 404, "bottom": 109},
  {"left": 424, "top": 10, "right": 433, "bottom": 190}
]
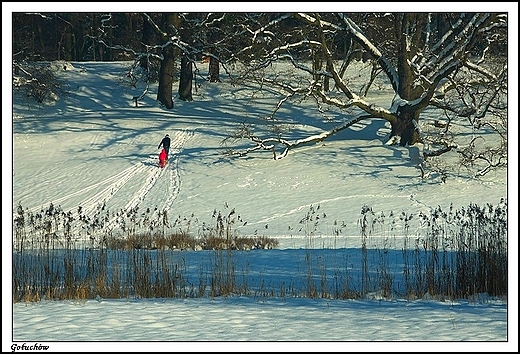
[
  {"left": 121, "top": 158, "right": 165, "bottom": 212},
  {"left": 136, "top": 130, "right": 193, "bottom": 215},
  {"left": 106, "top": 130, "right": 193, "bottom": 230},
  {"left": 79, "top": 163, "right": 148, "bottom": 215},
  {"left": 16, "top": 130, "right": 193, "bottom": 238},
  {"left": 157, "top": 130, "right": 193, "bottom": 213},
  {"left": 162, "top": 152, "right": 182, "bottom": 213},
  {"left": 19, "top": 163, "right": 146, "bottom": 217},
  {"left": 252, "top": 194, "right": 428, "bottom": 225},
  {"left": 69, "top": 161, "right": 150, "bottom": 237}
]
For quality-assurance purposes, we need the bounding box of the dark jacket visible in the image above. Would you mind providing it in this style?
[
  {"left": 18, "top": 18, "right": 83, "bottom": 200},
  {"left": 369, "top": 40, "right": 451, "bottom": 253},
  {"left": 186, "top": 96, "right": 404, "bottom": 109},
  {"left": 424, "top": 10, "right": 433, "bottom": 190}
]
[{"left": 158, "top": 135, "right": 171, "bottom": 150}]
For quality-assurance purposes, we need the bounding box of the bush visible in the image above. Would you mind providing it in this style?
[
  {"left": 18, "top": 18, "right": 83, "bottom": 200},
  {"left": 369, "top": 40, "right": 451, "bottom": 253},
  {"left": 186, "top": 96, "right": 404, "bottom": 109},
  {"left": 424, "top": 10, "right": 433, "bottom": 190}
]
[{"left": 13, "top": 61, "right": 65, "bottom": 104}]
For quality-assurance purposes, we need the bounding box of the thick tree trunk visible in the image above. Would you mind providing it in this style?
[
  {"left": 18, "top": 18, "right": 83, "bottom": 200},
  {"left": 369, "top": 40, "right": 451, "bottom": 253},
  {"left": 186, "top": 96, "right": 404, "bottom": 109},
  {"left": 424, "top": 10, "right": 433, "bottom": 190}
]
[
  {"left": 324, "top": 61, "right": 332, "bottom": 92},
  {"left": 63, "top": 30, "right": 74, "bottom": 61},
  {"left": 209, "top": 56, "right": 221, "bottom": 82},
  {"left": 390, "top": 110, "right": 421, "bottom": 146},
  {"left": 157, "top": 45, "right": 175, "bottom": 109},
  {"left": 178, "top": 55, "right": 193, "bottom": 101},
  {"left": 312, "top": 49, "right": 322, "bottom": 82}
]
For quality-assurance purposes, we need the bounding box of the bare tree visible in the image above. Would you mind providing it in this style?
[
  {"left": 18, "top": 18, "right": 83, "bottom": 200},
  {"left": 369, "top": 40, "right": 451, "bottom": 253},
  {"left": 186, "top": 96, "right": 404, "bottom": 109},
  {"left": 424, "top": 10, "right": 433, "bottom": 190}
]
[
  {"left": 209, "top": 54, "right": 221, "bottom": 83},
  {"left": 226, "top": 13, "right": 507, "bottom": 178},
  {"left": 95, "top": 13, "right": 239, "bottom": 107},
  {"left": 178, "top": 54, "right": 193, "bottom": 101},
  {"left": 95, "top": 13, "right": 189, "bottom": 108}
]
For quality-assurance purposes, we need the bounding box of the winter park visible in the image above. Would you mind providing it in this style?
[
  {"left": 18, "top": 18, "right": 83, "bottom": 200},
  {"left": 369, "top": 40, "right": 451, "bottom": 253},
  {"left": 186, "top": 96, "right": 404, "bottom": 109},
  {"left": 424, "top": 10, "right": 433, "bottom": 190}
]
[{"left": 6, "top": 8, "right": 518, "bottom": 352}]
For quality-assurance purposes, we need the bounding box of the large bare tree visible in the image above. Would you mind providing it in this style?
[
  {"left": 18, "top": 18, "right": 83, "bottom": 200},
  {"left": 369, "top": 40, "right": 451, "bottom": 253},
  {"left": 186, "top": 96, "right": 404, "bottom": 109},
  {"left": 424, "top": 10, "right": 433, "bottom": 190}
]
[{"left": 227, "top": 13, "right": 507, "bottom": 178}]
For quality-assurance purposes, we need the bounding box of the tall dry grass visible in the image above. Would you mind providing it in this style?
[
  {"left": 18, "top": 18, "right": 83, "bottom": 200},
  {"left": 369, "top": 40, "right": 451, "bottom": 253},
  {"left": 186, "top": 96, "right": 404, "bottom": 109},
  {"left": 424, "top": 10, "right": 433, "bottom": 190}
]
[{"left": 12, "top": 199, "right": 507, "bottom": 303}]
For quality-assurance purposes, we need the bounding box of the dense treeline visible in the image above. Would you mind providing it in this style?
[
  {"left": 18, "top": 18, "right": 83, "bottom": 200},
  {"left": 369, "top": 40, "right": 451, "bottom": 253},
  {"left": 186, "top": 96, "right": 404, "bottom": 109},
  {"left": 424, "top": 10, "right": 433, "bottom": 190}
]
[
  {"left": 13, "top": 12, "right": 507, "bottom": 63},
  {"left": 13, "top": 13, "right": 143, "bottom": 61},
  {"left": 12, "top": 13, "right": 249, "bottom": 62}
]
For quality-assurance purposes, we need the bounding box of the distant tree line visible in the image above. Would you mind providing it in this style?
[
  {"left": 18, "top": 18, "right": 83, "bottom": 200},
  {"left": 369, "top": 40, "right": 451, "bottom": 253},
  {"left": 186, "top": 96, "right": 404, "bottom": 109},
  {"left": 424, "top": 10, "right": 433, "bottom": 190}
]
[{"left": 12, "top": 13, "right": 507, "bottom": 62}]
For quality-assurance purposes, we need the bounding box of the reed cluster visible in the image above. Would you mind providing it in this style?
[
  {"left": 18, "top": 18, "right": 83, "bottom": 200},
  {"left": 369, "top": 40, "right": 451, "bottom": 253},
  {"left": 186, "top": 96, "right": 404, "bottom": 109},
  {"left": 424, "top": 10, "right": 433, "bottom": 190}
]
[{"left": 12, "top": 199, "right": 507, "bottom": 303}]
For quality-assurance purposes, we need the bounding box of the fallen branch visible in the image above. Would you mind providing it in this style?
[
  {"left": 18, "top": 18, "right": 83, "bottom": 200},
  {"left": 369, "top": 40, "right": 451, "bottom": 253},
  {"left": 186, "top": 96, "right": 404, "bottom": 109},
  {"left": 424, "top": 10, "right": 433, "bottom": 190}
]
[{"left": 229, "top": 114, "right": 371, "bottom": 159}]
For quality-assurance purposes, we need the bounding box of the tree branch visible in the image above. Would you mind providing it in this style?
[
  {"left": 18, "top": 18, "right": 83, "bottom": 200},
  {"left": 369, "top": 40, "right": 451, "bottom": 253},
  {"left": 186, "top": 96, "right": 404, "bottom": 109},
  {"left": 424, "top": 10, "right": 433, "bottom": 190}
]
[{"left": 227, "top": 114, "right": 372, "bottom": 160}]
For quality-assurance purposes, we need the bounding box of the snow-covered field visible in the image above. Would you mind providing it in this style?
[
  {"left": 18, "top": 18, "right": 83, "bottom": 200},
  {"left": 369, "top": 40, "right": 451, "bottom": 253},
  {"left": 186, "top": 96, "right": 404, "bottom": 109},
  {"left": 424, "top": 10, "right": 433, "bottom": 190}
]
[
  {"left": 6, "top": 57, "right": 515, "bottom": 350},
  {"left": 11, "top": 61, "right": 509, "bottom": 241}
]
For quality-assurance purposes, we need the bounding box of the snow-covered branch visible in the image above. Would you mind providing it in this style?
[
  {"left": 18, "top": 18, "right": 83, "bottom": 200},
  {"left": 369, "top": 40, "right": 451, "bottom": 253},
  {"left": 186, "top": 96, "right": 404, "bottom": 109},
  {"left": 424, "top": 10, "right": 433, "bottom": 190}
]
[
  {"left": 226, "top": 115, "right": 371, "bottom": 160},
  {"left": 335, "top": 13, "right": 399, "bottom": 93}
]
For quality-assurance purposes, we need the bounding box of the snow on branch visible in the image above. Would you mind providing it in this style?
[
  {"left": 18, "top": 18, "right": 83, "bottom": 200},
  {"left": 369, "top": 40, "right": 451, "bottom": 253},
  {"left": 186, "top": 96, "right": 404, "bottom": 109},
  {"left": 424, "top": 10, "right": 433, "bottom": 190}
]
[
  {"left": 315, "top": 89, "right": 395, "bottom": 122},
  {"left": 225, "top": 115, "right": 372, "bottom": 160},
  {"left": 463, "top": 61, "right": 501, "bottom": 82},
  {"left": 142, "top": 13, "right": 169, "bottom": 39},
  {"left": 455, "top": 136, "right": 507, "bottom": 177},
  {"left": 252, "top": 14, "right": 292, "bottom": 43},
  {"left": 295, "top": 13, "right": 342, "bottom": 31},
  {"left": 335, "top": 13, "right": 399, "bottom": 93}
]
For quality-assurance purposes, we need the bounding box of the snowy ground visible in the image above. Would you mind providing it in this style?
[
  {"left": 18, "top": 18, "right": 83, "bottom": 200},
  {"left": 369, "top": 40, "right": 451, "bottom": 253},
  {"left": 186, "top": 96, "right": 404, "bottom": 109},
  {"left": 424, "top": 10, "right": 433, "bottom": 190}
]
[{"left": 5, "top": 53, "right": 516, "bottom": 350}]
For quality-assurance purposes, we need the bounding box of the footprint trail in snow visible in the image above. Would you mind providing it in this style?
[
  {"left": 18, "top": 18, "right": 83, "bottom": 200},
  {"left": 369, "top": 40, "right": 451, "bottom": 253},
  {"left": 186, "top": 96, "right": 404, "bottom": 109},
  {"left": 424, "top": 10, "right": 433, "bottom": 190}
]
[{"left": 106, "top": 130, "right": 193, "bottom": 230}]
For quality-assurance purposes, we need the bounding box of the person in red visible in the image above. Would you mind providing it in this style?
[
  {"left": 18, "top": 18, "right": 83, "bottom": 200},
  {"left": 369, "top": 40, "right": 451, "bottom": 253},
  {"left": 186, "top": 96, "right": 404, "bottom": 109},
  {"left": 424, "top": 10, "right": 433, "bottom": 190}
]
[
  {"left": 158, "top": 134, "right": 171, "bottom": 160},
  {"left": 158, "top": 148, "right": 167, "bottom": 168}
]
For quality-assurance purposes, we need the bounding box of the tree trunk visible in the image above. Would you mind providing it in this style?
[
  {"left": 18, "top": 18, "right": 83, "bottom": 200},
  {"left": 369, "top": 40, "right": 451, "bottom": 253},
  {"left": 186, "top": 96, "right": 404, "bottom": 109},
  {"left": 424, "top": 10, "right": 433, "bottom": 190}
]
[
  {"left": 312, "top": 49, "right": 322, "bottom": 82},
  {"left": 209, "top": 56, "right": 221, "bottom": 82},
  {"left": 63, "top": 31, "right": 73, "bottom": 61},
  {"left": 178, "top": 55, "right": 193, "bottom": 101},
  {"left": 390, "top": 109, "right": 421, "bottom": 147},
  {"left": 157, "top": 44, "right": 175, "bottom": 109},
  {"left": 324, "top": 61, "right": 332, "bottom": 92}
]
